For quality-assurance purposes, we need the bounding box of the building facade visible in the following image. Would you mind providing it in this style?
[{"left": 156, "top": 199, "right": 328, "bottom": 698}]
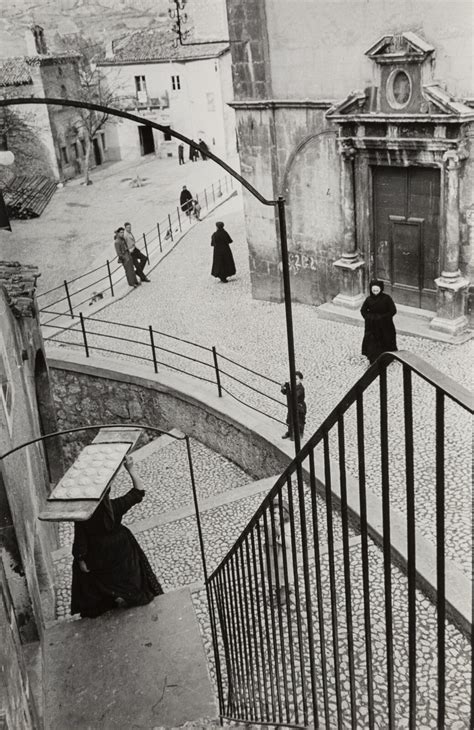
[
  {"left": 98, "top": 28, "right": 236, "bottom": 163},
  {"left": 225, "top": 0, "right": 474, "bottom": 335}
]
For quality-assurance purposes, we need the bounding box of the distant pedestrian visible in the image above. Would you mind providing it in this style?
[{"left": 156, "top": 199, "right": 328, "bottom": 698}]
[
  {"left": 360, "top": 280, "right": 398, "bottom": 364},
  {"left": 211, "top": 221, "right": 236, "bottom": 283},
  {"left": 265, "top": 497, "right": 294, "bottom": 607},
  {"left": 180, "top": 185, "right": 193, "bottom": 217},
  {"left": 281, "top": 371, "right": 306, "bottom": 440},
  {"left": 198, "top": 137, "right": 210, "bottom": 160},
  {"left": 192, "top": 198, "right": 201, "bottom": 221},
  {"left": 114, "top": 227, "right": 139, "bottom": 288},
  {"left": 189, "top": 141, "right": 198, "bottom": 162},
  {"left": 178, "top": 144, "right": 185, "bottom": 165},
  {"left": 124, "top": 222, "right": 150, "bottom": 282}
]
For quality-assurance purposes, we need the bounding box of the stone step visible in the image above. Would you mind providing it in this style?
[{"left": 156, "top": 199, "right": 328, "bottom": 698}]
[
  {"left": 44, "top": 587, "right": 216, "bottom": 729},
  {"left": 131, "top": 428, "right": 185, "bottom": 463},
  {"left": 316, "top": 301, "right": 472, "bottom": 344}
]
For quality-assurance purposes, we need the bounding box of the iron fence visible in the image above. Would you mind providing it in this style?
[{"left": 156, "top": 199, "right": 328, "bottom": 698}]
[
  {"left": 206, "top": 351, "right": 473, "bottom": 729},
  {"left": 37, "top": 175, "right": 233, "bottom": 327},
  {"left": 42, "top": 310, "right": 287, "bottom": 426}
]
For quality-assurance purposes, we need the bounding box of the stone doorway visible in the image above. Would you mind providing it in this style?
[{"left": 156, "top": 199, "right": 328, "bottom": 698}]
[{"left": 372, "top": 166, "right": 440, "bottom": 309}]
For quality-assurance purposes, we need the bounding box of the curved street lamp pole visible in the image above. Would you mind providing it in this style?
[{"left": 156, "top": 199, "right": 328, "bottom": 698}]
[{"left": 0, "top": 97, "right": 301, "bottom": 454}]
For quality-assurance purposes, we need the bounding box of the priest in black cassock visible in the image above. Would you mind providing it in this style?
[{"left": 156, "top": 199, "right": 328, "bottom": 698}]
[{"left": 211, "top": 221, "right": 236, "bottom": 283}]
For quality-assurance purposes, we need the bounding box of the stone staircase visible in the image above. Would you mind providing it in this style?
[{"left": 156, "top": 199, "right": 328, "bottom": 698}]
[{"left": 45, "top": 432, "right": 277, "bottom": 729}]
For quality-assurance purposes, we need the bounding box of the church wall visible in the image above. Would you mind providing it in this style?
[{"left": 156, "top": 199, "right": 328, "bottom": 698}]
[{"left": 265, "top": 0, "right": 473, "bottom": 100}]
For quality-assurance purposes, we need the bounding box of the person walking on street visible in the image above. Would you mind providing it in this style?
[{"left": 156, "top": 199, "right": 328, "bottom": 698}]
[
  {"left": 265, "top": 496, "right": 295, "bottom": 608},
  {"left": 114, "top": 227, "right": 139, "bottom": 288},
  {"left": 211, "top": 221, "right": 236, "bottom": 283},
  {"left": 281, "top": 371, "right": 306, "bottom": 440},
  {"left": 178, "top": 144, "right": 185, "bottom": 165},
  {"left": 124, "top": 222, "right": 150, "bottom": 282},
  {"left": 198, "top": 137, "right": 210, "bottom": 160},
  {"left": 180, "top": 185, "right": 194, "bottom": 217},
  {"left": 189, "top": 141, "right": 198, "bottom": 162},
  {"left": 360, "top": 280, "right": 398, "bottom": 364}
]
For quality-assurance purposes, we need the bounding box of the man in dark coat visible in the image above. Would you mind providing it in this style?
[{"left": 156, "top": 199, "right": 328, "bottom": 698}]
[
  {"left": 178, "top": 144, "right": 185, "bottom": 165},
  {"left": 360, "top": 280, "right": 398, "bottom": 364},
  {"left": 71, "top": 456, "right": 162, "bottom": 619},
  {"left": 180, "top": 185, "right": 193, "bottom": 217},
  {"left": 281, "top": 371, "right": 306, "bottom": 440},
  {"left": 211, "top": 221, "right": 236, "bottom": 283},
  {"left": 198, "top": 138, "right": 210, "bottom": 160}
]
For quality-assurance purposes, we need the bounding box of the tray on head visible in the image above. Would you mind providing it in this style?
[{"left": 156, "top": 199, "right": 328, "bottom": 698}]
[{"left": 39, "top": 427, "right": 142, "bottom": 522}]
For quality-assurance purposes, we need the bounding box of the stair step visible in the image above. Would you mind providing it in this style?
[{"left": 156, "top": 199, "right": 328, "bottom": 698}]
[
  {"left": 44, "top": 588, "right": 216, "bottom": 729},
  {"left": 132, "top": 428, "right": 185, "bottom": 463}
]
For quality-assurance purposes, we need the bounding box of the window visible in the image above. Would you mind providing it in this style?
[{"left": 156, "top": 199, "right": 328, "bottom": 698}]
[
  {"left": 60, "top": 84, "right": 67, "bottom": 99},
  {"left": 163, "top": 126, "right": 172, "bottom": 141},
  {"left": 100, "top": 131, "right": 107, "bottom": 151},
  {"left": 206, "top": 92, "right": 215, "bottom": 112},
  {"left": 72, "top": 142, "right": 79, "bottom": 159},
  {"left": 0, "top": 350, "right": 12, "bottom": 418},
  {"left": 134, "top": 75, "right": 146, "bottom": 92},
  {"left": 81, "top": 138, "right": 87, "bottom": 156},
  {"left": 60, "top": 146, "right": 69, "bottom": 164},
  {"left": 171, "top": 75, "right": 181, "bottom": 91},
  {"left": 387, "top": 68, "right": 412, "bottom": 110},
  {"left": 0, "top": 132, "right": 7, "bottom": 151}
]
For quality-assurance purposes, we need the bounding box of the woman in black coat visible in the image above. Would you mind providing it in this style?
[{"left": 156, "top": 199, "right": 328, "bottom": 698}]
[
  {"left": 71, "top": 456, "right": 162, "bottom": 618},
  {"left": 360, "top": 280, "right": 398, "bottom": 364},
  {"left": 211, "top": 221, "right": 236, "bottom": 283}
]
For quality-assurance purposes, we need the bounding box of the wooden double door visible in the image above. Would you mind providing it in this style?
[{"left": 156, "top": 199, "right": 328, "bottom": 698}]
[{"left": 372, "top": 166, "right": 440, "bottom": 309}]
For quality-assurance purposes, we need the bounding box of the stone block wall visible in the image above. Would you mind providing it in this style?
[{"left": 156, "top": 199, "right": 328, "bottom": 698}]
[{"left": 226, "top": 0, "right": 272, "bottom": 100}]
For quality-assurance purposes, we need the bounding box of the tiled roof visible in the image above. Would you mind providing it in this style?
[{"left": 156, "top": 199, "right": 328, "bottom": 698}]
[
  {"left": 0, "top": 57, "right": 33, "bottom": 87},
  {"left": 0, "top": 261, "right": 41, "bottom": 318},
  {"left": 99, "top": 27, "right": 228, "bottom": 65}
]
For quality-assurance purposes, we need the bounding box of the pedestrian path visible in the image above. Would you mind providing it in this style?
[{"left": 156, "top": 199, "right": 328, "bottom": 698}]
[
  {"left": 46, "top": 194, "right": 473, "bottom": 583},
  {"left": 50, "top": 433, "right": 471, "bottom": 728}
]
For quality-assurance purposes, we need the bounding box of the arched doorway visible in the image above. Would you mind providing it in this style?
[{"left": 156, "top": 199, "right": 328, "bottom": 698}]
[{"left": 34, "top": 351, "right": 63, "bottom": 486}]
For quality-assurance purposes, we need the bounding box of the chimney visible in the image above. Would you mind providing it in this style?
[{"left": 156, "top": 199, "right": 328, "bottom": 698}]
[
  {"left": 25, "top": 25, "right": 48, "bottom": 55},
  {"left": 105, "top": 39, "right": 114, "bottom": 60}
]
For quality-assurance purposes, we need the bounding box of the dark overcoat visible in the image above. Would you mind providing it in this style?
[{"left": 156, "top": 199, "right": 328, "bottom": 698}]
[
  {"left": 361, "top": 281, "right": 398, "bottom": 363},
  {"left": 211, "top": 228, "right": 236, "bottom": 279}
]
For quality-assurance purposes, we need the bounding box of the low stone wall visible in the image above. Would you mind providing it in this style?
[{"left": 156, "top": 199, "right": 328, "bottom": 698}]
[{"left": 48, "top": 349, "right": 291, "bottom": 479}]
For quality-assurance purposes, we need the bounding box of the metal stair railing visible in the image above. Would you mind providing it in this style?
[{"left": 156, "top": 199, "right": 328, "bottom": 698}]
[{"left": 206, "top": 351, "right": 473, "bottom": 729}]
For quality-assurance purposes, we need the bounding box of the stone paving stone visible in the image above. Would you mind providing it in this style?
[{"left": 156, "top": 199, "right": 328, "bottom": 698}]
[{"left": 49, "top": 196, "right": 472, "bottom": 579}]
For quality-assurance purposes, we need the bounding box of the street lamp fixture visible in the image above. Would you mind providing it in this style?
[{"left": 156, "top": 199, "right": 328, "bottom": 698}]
[{"left": 168, "top": 0, "right": 230, "bottom": 46}]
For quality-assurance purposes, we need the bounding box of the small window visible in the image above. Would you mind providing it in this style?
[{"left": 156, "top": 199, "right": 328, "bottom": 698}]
[
  {"left": 80, "top": 138, "right": 87, "bottom": 155},
  {"left": 0, "top": 350, "right": 12, "bottom": 417},
  {"left": 60, "top": 146, "right": 69, "bottom": 164},
  {"left": 134, "top": 75, "right": 146, "bottom": 93},
  {"left": 72, "top": 142, "right": 79, "bottom": 159},
  {"left": 0, "top": 133, "right": 7, "bottom": 151},
  {"left": 100, "top": 131, "right": 107, "bottom": 151},
  {"left": 206, "top": 92, "right": 215, "bottom": 112},
  {"left": 58, "top": 65, "right": 63, "bottom": 76},
  {"left": 171, "top": 75, "right": 180, "bottom": 91},
  {"left": 163, "top": 126, "right": 172, "bottom": 141},
  {"left": 60, "top": 84, "right": 67, "bottom": 99}
]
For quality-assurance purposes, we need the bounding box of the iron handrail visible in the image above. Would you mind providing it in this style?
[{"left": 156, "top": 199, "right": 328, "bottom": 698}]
[{"left": 208, "top": 349, "right": 472, "bottom": 580}]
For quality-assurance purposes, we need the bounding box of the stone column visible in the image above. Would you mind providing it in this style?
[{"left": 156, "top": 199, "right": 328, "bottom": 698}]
[
  {"left": 333, "top": 143, "right": 365, "bottom": 309},
  {"left": 430, "top": 148, "right": 470, "bottom": 336}
]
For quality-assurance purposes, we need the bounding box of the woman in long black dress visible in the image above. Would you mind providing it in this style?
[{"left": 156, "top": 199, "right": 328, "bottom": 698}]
[
  {"left": 211, "top": 221, "right": 236, "bottom": 283},
  {"left": 71, "top": 456, "right": 162, "bottom": 618},
  {"left": 360, "top": 280, "right": 398, "bottom": 364}
]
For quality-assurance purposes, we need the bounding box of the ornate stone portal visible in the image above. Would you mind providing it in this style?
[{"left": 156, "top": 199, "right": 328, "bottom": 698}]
[{"left": 327, "top": 32, "right": 473, "bottom": 334}]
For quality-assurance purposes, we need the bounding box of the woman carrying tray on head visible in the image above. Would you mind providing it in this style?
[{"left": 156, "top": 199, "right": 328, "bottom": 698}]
[{"left": 71, "top": 456, "right": 162, "bottom": 619}]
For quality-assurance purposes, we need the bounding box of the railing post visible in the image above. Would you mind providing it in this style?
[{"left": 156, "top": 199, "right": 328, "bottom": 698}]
[
  {"left": 106, "top": 260, "right": 114, "bottom": 297},
  {"left": 204, "top": 189, "right": 208, "bottom": 209},
  {"left": 218, "top": 179, "right": 222, "bottom": 197},
  {"left": 79, "top": 312, "right": 89, "bottom": 357},
  {"left": 149, "top": 326, "right": 158, "bottom": 374},
  {"left": 168, "top": 213, "right": 174, "bottom": 240},
  {"left": 142, "top": 232, "right": 149, "bottom": 261},
  {"left": 225, "top": 176, "right": 228, "bottom": 192},
  {"left": 64, "top": 280, "right": 74, "bottom": 319},
  {"left": 157, "top": 222, "right": 162, "bottom": 252},
  {"left": 212, "top": 347, "right": 222, "bottom": 397},
  {"left": 212, "top": 183, "right": 215, "bottom": 203},
  {"left": 177, "top": 206, "right": 182, "bottom": 232}
]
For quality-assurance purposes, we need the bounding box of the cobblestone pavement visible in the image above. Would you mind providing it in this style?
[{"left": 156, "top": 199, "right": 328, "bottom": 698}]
[
  {"left": 0, "top": 154, "right": 236, "bottom": 294},
  {"left": 52, "top": 437, "right": 471, "bottom": 728},
  {"left": 49, "top": 194, "right": 473, "bottom": 579}
]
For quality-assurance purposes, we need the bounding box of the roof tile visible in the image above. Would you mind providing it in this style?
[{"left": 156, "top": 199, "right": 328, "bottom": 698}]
[{"left": 99, "top": 28, "right": 228, "bottom": 65}]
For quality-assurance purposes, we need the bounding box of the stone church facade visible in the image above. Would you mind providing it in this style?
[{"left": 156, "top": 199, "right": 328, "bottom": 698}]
[{"left": 225, "top": 0, "right": 474, "bottom": 335}]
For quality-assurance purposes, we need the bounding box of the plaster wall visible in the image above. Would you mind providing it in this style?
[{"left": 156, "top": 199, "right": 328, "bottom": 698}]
[
  {"left": 0, "top": 556, "right": 37, "bottom": 730},
  {"left": 265, "top": 0, "right": 473, "bottom": 100},
  {"left": 101, "top": 54, "right": 236, "bottom": 160},
  {"left": 0, "top": 291, "right": 57, "bottom": 640}
]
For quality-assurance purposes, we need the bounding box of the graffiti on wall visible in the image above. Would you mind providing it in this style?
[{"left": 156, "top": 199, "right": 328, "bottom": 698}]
[{"left": 288, "top": 251, "right": 318, "bottom": 275}]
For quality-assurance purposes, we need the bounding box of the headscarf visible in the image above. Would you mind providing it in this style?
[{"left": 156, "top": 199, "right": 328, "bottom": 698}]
[{"left": 369, "top": 279, "right": 385, "bottom": 296}]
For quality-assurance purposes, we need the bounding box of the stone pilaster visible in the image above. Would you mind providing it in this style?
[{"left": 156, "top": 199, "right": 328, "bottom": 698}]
[
  {"left": 430, "top": 147, "right": 470, "bottom": 336},
  {"left": 333, "top": 143, "right": 365, "bottom": 309}
]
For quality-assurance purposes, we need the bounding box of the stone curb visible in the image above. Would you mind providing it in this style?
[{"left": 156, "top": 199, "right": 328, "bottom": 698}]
[{"left": 46, "top": 349, "right": 472, "bottom": 636}]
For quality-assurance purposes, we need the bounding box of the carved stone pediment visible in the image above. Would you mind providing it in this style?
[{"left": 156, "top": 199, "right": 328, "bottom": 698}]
[{"left": 365, "top": 32, "right": 434, "bottom": 64}]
